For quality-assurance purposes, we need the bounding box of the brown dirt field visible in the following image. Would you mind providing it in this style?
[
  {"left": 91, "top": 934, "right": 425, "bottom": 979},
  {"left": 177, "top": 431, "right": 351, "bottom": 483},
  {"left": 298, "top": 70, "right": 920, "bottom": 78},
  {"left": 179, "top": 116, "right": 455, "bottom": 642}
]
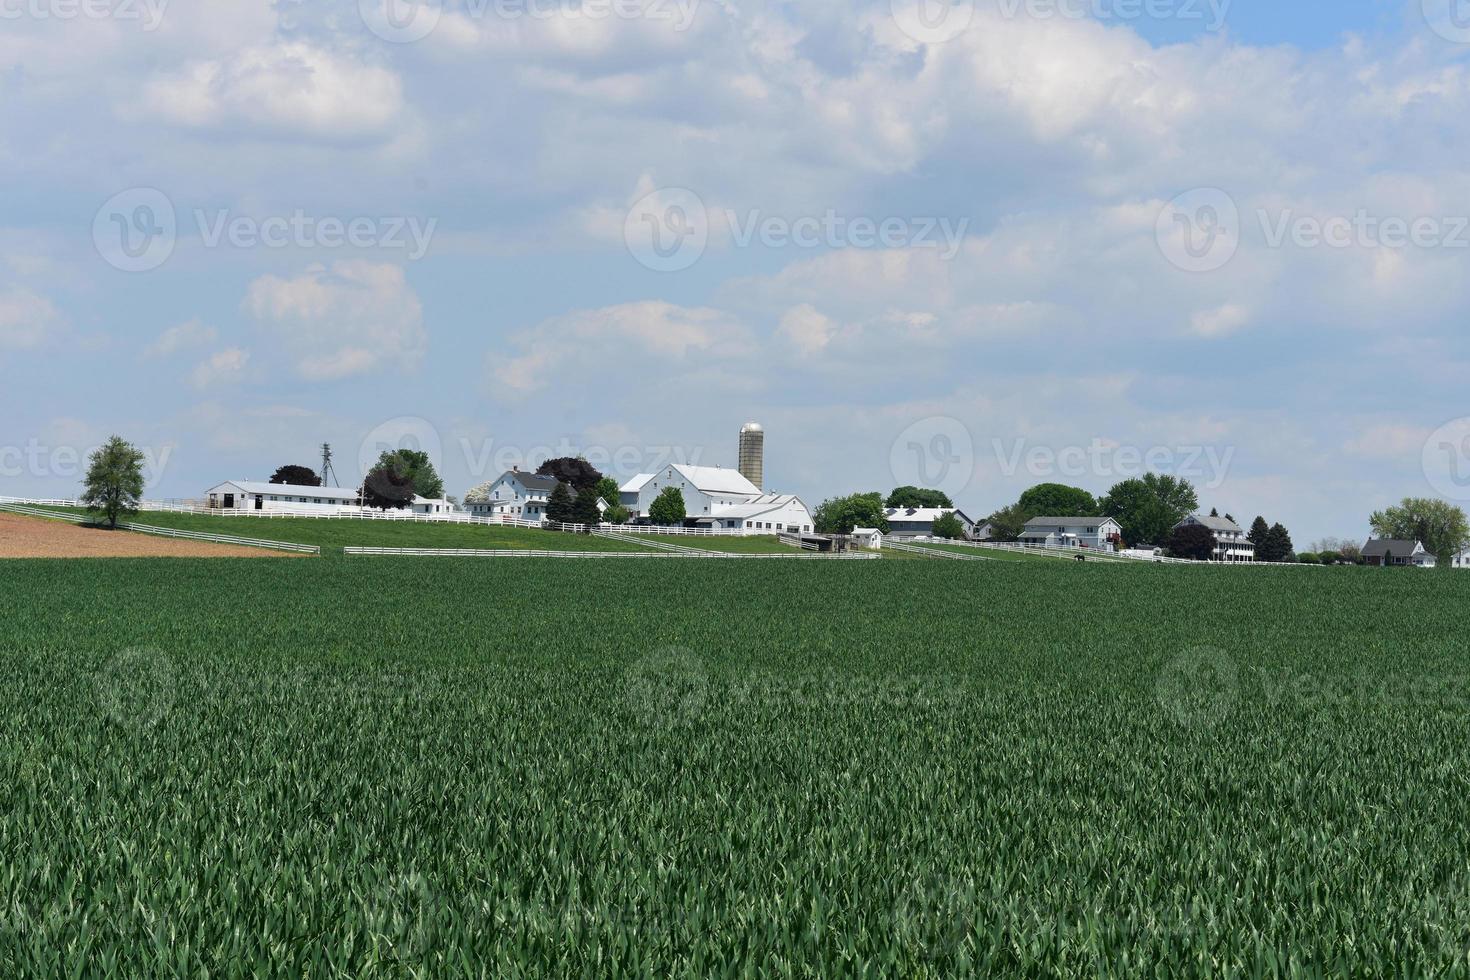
[{"left": 0, "top": 512, "right": 301, "bottom": 559}]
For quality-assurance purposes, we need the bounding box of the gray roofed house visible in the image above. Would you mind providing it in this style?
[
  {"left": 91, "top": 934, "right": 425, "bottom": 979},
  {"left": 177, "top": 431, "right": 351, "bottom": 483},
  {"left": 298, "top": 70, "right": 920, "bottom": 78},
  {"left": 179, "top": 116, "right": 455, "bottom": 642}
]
[
  {"left": 1362, "top": 539, "right": 1435, "bottom": 567},
  {"left": 1019, "top": 516, "right": 1123, "bottom": 552}
]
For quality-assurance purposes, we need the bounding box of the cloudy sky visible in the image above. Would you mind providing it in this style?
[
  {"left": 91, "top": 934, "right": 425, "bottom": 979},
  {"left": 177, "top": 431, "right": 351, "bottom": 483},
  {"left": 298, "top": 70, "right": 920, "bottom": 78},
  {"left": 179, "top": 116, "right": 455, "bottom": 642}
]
[{"left": 4, "top": 0, "right": 1470, "bottom": 542}]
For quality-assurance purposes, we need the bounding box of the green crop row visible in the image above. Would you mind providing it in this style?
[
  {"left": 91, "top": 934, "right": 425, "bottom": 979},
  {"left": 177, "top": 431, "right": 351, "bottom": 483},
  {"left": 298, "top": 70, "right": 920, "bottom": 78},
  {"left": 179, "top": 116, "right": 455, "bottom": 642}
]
[{"left": 1, "top": 557, "right": 1468, "bottom": 976}]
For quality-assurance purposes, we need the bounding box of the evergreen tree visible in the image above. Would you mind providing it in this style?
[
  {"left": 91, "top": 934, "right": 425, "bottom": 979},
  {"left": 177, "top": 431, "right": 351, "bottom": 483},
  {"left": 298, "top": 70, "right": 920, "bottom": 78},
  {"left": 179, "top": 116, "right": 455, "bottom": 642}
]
[
  {"left": 546, "top": 482, "right": 575, "bottom": 524},
  {"left": 1261, "top": 523, "right": 1294, "bottom": 563},
  {"left": 1209, "top": 507, "right": 1219, "bottom": 518},
  {"left": 574, "top": 486, "right": 603, "bottom": 527},
  {"left": 1248, "top": 516, "right": 1270, "bottom": 547}
]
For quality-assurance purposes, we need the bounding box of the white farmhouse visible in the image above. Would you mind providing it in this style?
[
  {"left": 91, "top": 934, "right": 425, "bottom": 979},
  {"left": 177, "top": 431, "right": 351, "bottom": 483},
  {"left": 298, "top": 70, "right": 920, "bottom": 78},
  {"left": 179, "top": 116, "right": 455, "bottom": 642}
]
[
  {"left": 1174, "top": 515, "right": 1256, "bottom": 562},
  {"left": 1019, "top": 516, "right": 1123, "bottom": 552},
  {"left": 205, "top": 481, "right": 360, "bottom": 513},
  {"left": 464, "top": 470, "right": 561, "bottom": 521}
]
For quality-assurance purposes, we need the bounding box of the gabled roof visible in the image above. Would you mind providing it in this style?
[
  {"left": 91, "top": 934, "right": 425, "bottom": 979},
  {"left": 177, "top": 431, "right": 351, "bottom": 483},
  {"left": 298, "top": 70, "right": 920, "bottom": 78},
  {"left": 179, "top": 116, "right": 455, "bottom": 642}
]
[
  {"left": 1362, "top": 539, "right": 1424, "bottom": 557},
  {"left": 1023, "top": 516, "right": 1118, "bottom": 529},
  {"left": 212, "top": 481, "right": 359, "bottom": 501},
  {"left": 670, "top": 463, "right": 761, "bottom": 496},
  {"left": 621, "top": 473, "right": 656, "bottom": 493},
  {"left": 501, "top": 471, "right": 559, "bottom": 492},
  {"left": 1181, "top": 514, "right": 1245, "bottom": 533},
  {"left": 708, "top": 494, "right": 808, "bottom": 520}
]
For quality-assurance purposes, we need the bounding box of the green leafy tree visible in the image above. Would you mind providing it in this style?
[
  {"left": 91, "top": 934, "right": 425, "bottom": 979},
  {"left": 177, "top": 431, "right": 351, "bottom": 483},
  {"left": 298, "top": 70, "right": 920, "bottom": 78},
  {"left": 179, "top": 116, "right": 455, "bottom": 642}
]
[
  {"left": 269, "top": 465, "right": 321, "bottom": 487},
  {"left": 363, "top": 449, "right": 443, "bottom": 508},
  {"left": 81, "top": 436, "right": 145, "bottom": 529},
  {"left": 932, "top": 512, "right": 966, "bottom": 540},
  {"left": 886, "top": 486, "right": 953, "bottom": 509},
  {"left": 1260, "top": 523, "right": 1295, "bottom": 563},
  {"left": 813, "top": 492, "right": 889, "bottom": 534},
  {"left": 1168, "top": 522, "right": 1217, "bottom": 561},
  {"left": 537, "top": 457, "right": 602, "bottom": 492},
  {"left": 604, "top": 503, "right": 631, "bottom": 526},
  {"left": 983, "top": 502, "right": 1029, "bottom": 542},
  {"left": 649, "top": 486, "right": 687, "bottom": 526},
  {"left": 595, "top": 476, "right": 621, "bottom": 507},
  {"left": 546, "top": 482, "right": 576, "bottom": 524},
  {"left": 1317, "top": 550, "right": 1342, "bottom": 566},
  {"left": 1296, "top": 552, "right": 1320, "bottom": 565},
  {"left": 574, "top": 486, "right": 603, "bottom": 527},
  {"left": 1018, "top": 483, "right": 1098, "bottom": 517},
  {"left": 1370, "top": 498, "right": 1470, "bottom": 566},
  {"left": 1101, "top": 474, "right": 1198, "bottom": 547}
]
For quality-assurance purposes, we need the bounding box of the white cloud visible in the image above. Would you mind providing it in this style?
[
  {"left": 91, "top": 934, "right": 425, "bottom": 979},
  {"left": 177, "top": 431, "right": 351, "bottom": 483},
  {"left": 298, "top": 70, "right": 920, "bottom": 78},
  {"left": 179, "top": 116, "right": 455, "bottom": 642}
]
[
  {"left": 140, "top": 42, "right": 405, "bottom": 140},
  {"left": 245, "top": 262, "right": 426, "bottom": 381},
  {"left": 146, "top": 319, "right": 218, "bottom": 358},
  {"left": 189, "top": 348, "right": 251, "bottom": 390},
  {"left": 1190, "top": 303, "right": 1252, "bottom": 338},
  {"left": 0, "top": 287, "right": 62, "bottom": 349}
]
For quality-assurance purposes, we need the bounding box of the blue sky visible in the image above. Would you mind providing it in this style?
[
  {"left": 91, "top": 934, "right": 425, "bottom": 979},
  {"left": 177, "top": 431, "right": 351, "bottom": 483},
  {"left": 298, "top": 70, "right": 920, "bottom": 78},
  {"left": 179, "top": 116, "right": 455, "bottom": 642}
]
[{"left": 4, "top": 0, "right": 1470, "bottom": 545}]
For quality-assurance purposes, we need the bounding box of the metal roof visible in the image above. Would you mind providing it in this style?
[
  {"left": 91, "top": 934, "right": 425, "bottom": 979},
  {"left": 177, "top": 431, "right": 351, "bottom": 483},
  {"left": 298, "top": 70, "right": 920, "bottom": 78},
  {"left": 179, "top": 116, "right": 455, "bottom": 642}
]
[
  {"left": 1182, "top": 515, "right": 1245, "bottom": 533},
  {"left": 1362, "top": 539, "right": 1423, "bottom": 557},
  {"left": 670, "top": 463, "right": 761, "bottom": 496},
  {"left": 211, "top": 481, "right": 359, "bottom": 500},
  {"left": 1022, "top": 516, "right": 1117, "bottom": 529}
]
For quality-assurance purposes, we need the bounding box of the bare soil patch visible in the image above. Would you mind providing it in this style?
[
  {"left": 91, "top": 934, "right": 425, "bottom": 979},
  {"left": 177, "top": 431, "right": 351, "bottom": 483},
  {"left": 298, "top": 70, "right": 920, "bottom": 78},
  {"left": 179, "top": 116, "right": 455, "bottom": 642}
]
[{"left": 0, "top": 512, "right": 299, "bottom": 559}]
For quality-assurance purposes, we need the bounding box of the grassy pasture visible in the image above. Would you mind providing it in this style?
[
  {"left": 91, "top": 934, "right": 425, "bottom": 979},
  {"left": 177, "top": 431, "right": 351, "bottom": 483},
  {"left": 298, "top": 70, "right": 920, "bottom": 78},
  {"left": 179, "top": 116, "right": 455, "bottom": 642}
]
[{"left": 2, "top": 557, "right": 1469, "bottom": 976}]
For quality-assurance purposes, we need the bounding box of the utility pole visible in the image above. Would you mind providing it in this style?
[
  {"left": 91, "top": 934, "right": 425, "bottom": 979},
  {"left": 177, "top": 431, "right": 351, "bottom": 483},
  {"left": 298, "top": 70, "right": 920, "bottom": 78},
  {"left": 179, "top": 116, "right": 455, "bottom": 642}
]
[{"left": 320, "top": 443, "right": 339, "bottom": 488}]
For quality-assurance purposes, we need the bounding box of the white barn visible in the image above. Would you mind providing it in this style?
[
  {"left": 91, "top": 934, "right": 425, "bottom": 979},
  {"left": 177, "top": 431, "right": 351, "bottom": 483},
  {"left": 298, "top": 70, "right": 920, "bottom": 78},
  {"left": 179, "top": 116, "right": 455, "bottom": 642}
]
[
  {"left": 884, "top": 508, "right": 978, "bottom": 541},
  {"left": 625, "top": 464, "right": 813, "bottom": 534},
  {"left": 205, "top": 481, "right": 360, "bottom": 513},
  {"left": 693, "top": 494, "right": 814, "bottom": 533}
]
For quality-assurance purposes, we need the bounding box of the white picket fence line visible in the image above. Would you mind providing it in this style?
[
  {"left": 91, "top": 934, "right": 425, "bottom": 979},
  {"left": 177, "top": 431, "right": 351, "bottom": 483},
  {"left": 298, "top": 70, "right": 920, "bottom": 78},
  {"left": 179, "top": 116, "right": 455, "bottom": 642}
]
[
  {"left": 887, "top": 541, "right": 997, "bottom": 562},
  {"left": 0, "top": 502, "right": 320, "bottom": 554},
  {"left": 344, "top": 547, "right": 881, "bottom": 561}
]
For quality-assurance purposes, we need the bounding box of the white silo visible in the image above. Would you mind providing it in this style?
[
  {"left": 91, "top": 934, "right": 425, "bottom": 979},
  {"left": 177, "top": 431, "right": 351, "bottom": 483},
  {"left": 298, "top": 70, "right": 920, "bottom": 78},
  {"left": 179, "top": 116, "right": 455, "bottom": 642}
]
[{"left": 739, "top": 421, "right": 764, "bottom": 490}]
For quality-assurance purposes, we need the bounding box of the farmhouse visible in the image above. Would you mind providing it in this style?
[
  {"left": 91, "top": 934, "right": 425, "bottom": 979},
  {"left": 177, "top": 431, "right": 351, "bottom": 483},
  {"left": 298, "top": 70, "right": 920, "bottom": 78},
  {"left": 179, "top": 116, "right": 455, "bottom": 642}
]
[
  {"left": 205, "top": 481, "right": 360, "bottom": 512},
  {"left": 465, "top": 470, "right": 559, "bottom": 520},
  {"left": 1174, "top": 514, "right": 1256, "bottom": 562},
  {"left": 1450, "top": 547, "right": 1470, "bottom": 569},
  {"left": 883, "top": 508, "right": 978, "bottom": 541},
  {"left": 1362, "top": 539, "right": 1436, "bottom": 567},
  {"left": 1019, "top": 516, "right": 1123, "bottom": 552}
]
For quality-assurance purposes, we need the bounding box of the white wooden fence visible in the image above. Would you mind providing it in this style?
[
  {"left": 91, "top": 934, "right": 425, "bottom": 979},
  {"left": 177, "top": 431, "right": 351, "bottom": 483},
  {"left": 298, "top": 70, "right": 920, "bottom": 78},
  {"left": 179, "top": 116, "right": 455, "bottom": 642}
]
[{"left": 343, "top": 547, "right": 881, "bottom": 561}]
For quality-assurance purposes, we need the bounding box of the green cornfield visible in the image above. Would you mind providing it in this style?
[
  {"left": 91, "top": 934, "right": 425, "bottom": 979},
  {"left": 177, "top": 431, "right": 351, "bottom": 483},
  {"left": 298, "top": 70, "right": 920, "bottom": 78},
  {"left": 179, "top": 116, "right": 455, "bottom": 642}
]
[{"left": 2, "top": 557, "right": 1469, "bottom": 976}]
